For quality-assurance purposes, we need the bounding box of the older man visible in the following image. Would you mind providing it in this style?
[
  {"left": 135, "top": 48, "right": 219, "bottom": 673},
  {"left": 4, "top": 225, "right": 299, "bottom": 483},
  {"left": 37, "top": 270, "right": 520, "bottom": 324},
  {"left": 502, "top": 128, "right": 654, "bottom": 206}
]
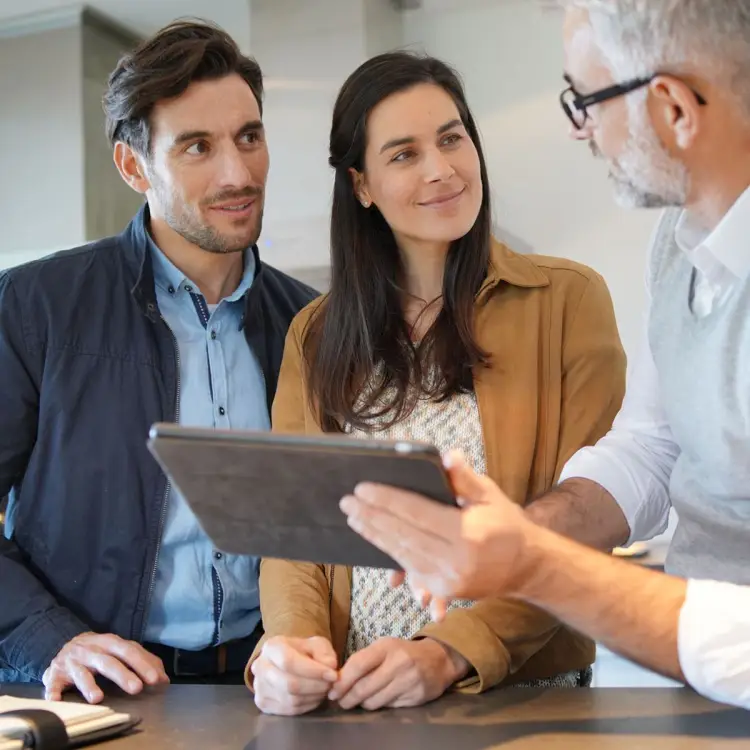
[{"left": 341, "top": 0, "right": 750, "bottom": 710}]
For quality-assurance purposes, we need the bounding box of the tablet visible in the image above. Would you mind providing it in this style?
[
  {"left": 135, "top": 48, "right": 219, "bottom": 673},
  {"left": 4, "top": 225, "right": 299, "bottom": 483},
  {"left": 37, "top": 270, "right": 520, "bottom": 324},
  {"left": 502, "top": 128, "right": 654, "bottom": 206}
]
[{"left": 147, "top": 423, "right": 456, "bottom": 569}]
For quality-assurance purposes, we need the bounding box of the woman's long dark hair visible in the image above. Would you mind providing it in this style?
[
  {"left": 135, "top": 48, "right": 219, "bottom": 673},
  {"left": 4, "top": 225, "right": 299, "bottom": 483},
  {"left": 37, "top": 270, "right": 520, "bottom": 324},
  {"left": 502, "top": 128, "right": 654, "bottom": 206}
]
[{"left": 304, "top": 51, "right": 492, "bottom": 432}]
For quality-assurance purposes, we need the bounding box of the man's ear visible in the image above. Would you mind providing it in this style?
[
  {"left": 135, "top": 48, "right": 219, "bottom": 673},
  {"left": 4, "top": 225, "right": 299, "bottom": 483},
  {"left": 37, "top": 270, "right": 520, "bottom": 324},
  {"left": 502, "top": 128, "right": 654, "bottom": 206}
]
[
  {"left": 113, "top": 142, "right": 151, "bottom": 194},
  {"left": 349, "top": 167, "right": 372, "bottom": 208},
  {"left": 650, "top": 75, "right": 702, "bottom": 151}
]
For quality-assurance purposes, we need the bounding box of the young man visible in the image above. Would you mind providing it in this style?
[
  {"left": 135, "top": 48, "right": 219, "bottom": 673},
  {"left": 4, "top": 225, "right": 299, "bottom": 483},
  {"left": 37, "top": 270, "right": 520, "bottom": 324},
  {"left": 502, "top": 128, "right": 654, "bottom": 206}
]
[
  {"left": 337, "top": 0, "right": 750, "bottom": 711},
  {"left": 0, "top": 21, "right": 316, "bottom": 700}
]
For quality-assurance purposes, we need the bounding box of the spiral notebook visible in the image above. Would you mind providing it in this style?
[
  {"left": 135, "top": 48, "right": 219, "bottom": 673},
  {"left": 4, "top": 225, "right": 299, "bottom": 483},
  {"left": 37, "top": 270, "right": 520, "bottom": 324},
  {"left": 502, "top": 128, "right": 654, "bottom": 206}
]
[{"left": 0, "top": 695, "right": 138, "bottom": 749}]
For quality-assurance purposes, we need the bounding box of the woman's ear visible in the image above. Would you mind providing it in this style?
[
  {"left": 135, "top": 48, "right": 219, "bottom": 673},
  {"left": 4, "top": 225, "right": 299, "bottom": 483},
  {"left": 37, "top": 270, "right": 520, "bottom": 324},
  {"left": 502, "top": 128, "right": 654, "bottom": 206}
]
[{"left": 349, "top": 167, "right": 372, "bottom": 208}]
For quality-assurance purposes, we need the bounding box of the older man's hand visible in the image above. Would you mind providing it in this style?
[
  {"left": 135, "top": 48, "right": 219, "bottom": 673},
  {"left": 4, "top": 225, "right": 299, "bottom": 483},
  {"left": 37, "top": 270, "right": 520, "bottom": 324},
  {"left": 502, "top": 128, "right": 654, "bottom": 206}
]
[{"left": 340, "top": 451, "right": 536, "bottom": 608}]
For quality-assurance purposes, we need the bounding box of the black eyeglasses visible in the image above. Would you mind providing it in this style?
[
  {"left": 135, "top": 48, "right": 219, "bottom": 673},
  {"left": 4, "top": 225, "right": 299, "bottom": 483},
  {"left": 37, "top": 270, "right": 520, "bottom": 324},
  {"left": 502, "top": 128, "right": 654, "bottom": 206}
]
[{"left": 560, "top": 74, "right": 708, "bottom": 130}]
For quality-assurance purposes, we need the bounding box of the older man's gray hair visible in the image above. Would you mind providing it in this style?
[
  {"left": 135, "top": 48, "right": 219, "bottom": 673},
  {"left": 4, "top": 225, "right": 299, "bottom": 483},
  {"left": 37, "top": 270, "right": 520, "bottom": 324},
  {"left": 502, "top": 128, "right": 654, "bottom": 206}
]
[{"left": 560, "top": 0, "right": 750, "bottom": 114}]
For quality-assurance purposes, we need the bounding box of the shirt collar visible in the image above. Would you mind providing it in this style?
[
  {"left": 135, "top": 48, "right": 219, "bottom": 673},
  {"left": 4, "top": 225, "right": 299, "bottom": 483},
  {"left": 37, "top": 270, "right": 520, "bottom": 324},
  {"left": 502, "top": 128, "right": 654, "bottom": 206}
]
[
  {"left": 148, "top": 231, "right": 256, "bottom": 303},
  {"left": 674, "top": 185, "right": 750, "bottom": 283}
]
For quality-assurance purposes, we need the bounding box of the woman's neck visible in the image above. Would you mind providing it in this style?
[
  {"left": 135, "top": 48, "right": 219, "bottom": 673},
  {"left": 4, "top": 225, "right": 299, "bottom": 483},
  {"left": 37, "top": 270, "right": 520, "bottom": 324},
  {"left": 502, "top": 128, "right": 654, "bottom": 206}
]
[
  {"left": 398, "top": 237, "right": 450, "bottom": 303},
  {"left": 397, "top": 236, "right": 450, "bottom": 337}
]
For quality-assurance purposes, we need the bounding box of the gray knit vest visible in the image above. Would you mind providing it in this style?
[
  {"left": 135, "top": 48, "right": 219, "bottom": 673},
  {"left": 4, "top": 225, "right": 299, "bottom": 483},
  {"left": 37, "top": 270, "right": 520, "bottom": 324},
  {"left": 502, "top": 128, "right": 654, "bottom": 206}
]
[{"left": 649, "top": 209, "right": 750, "bottom": 584}]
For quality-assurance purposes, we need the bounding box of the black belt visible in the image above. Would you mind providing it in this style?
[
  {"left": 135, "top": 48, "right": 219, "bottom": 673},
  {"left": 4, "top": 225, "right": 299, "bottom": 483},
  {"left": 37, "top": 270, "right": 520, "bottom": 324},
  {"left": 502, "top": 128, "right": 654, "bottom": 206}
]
[{"left": 144, "top": 624, "right": 262, "bottom": 678}]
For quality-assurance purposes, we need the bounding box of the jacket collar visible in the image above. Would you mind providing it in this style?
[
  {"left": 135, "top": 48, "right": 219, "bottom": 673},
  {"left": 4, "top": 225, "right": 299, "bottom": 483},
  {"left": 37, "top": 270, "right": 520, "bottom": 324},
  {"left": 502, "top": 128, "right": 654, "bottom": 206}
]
[
  {"left": 120, "top": 204, "right": 158, "bottom": 318},
  {"left": 121, "top": 203, "right": 264, "bottom": 322},
  {"left": 477, "top": 238, "right": 549, "bottom": 301}
]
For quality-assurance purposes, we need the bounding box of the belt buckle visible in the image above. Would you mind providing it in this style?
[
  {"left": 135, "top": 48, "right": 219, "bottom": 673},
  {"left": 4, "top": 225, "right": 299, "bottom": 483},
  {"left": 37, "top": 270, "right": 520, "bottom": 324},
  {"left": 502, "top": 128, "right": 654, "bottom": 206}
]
[
  {"left": 172, "top": 646, "right": 227, "bottom": 677},
  {"left": 172, "top": 648, "right": 201, "bottom": 678}
]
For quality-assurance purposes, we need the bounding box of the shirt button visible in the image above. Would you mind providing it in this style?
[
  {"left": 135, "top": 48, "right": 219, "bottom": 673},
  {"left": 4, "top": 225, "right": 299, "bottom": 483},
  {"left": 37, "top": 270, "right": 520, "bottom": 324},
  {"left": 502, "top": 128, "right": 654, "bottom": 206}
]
[
  {"left": 214, "top": 552, "right": 223, "bottom": 560},
  {"left": 168, "top": 285, "right": 175, "bottom": 295},
  {"left": 218, "top": 406, "right": 226, "bottom": 416},
  {"left": 185, "top": 285, "right": 193, "bottom": 293},
  {"left": 210, "top": 330, "right": 217, "bottom": 340}
]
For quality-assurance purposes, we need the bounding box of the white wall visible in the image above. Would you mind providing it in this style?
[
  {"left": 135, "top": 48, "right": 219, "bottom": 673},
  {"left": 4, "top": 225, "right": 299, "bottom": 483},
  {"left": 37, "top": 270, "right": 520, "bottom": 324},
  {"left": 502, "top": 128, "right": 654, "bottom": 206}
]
[
  {"left": 403, "top": 0, "right": 656, "bottom": 355},
  {"left": 249, "top": 0, "right": 346, "bottom": 270},
  {"left": 0, "top": 25, "right": 85, "bottom": 257},
  {"left": 0, "top": 9, "right": 155, "bottom": 272},
  {"left": 82, "top": 21, "right": 146, "bottom": 241},
  {"left": 250, "top": 0, "right": 403, "bottom": 274}
]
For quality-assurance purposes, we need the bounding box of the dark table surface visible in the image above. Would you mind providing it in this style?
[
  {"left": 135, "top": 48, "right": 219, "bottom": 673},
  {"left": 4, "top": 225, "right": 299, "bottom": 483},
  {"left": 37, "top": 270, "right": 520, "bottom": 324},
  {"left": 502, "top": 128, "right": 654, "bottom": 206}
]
[{"left": 3, "top": 684, "right": 749, "bottom": 749}]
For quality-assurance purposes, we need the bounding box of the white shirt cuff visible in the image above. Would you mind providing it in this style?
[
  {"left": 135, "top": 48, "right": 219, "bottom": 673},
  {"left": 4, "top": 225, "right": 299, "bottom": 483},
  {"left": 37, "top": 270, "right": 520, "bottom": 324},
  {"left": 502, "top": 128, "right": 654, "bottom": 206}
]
[{"left": 678, "top": 579, "right": 750, "bottom": 709}]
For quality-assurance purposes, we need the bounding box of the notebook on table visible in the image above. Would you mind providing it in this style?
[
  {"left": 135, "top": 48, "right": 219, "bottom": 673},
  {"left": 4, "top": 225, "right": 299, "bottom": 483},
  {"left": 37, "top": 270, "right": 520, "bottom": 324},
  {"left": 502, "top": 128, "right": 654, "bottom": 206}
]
[{"left": 0, "top": 695, "right": 139, "bottom": 749}]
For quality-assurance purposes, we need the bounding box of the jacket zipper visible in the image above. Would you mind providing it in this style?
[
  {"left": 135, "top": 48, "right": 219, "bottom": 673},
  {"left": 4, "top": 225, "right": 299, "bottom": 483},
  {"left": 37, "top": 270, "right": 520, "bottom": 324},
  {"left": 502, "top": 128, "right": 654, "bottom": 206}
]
[{"left": 140, "top": 320, "right": 181, "bottom": 641}]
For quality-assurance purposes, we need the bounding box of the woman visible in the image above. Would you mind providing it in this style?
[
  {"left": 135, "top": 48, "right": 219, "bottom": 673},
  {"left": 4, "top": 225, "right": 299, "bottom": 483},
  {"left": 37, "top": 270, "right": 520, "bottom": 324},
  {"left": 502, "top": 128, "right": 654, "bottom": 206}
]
[{"left": 248, "top": 52, "right": 626, "bottom": 715}]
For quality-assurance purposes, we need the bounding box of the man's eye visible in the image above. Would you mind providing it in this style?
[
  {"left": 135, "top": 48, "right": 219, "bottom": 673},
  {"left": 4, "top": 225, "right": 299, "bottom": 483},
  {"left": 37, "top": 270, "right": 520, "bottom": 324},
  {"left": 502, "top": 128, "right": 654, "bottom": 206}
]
[
  {"left": 391, "top": 150, "right": 415, "bottom": 163},
  {"left": 186, "top": 142, "right": 208, "bottom": 155}
]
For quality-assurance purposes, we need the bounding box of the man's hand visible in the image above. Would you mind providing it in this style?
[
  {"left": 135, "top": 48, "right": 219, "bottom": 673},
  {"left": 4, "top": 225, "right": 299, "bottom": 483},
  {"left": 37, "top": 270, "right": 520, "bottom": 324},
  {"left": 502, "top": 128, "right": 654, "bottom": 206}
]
[
  {"left": 252, "top": 636, "right": 339, "bottom": 716},
  {"left": 43, "top": 633, "right": 169, "bottom": 704},
  {"left": 329, "top": 637, "right": 469, "bottom": 711},
  {"left": 341, "top": 451, "right": 535, "bottom": 605}
]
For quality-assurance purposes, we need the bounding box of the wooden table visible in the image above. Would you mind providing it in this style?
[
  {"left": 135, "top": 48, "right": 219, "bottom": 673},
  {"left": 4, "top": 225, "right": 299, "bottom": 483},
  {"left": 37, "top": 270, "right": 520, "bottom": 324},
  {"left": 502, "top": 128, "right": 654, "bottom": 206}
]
[{"left": 3, "top": 684, "right": 749, "bottom": 749}]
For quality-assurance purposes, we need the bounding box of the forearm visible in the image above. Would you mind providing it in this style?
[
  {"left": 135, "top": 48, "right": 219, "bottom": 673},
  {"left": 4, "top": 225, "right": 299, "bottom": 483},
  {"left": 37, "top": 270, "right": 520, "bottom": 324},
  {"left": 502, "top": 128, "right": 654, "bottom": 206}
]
[
  {"left": 513, "top": 525, "right": 686, "bottom": 682},
  {"left": 258, "top": 559, "right": 332, "bottom": 641},
  {"left": 0, "top": 540, "right": 89, "bottom": 680},
  {"left": 525, "top": 478, "right": 631, "bottom": 551}
]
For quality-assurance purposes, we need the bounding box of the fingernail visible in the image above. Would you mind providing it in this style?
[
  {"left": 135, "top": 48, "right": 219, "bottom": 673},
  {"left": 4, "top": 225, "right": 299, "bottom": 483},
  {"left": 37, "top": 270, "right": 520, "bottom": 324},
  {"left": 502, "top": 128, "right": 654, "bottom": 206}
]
[
  {"left": 339, "top": 496, "right": 355, "bottom": 513},
  {"left": 328, "top": 690, "right": 338, "bottom": 701},
  {"left": 146, "top": 670, "right": 158, "bottom": 684},
  {"left": 347, "top": 516, "right": 362, "bottom": 532},
  {"left": 325, "top": 671, "right": 338, "bottom": 682},
  {"left": 89, "top": 691, "right": 102, "bottom": 703},
  {"left": 353, "top": 483, "right": 373, "bottom": 500},
  {"left": 128, "top": 680, "right": 140, "bottom": 692},
  {"left": 443, "top": 450, "right": 463, "bottom": 469}
]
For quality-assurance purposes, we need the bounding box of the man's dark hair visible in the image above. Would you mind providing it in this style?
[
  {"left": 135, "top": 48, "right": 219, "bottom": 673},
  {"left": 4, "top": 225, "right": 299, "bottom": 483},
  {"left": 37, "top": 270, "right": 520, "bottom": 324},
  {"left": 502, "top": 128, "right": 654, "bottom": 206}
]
[{"left": 103, "top": 19, "right": 264, "bottom": 155}]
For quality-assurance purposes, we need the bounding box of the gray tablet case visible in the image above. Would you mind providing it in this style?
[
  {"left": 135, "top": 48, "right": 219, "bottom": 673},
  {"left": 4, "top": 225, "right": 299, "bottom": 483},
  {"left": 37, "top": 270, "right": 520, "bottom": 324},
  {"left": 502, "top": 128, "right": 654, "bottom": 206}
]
[{"left": 147, "top": 424, "right": 455, "bottom": 569}]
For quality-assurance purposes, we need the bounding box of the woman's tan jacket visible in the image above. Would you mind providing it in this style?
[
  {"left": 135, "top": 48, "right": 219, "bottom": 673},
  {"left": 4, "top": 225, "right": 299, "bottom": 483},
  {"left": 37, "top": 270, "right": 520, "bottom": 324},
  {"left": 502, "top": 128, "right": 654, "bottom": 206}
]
[{"left": 245, "top": 240, "right": 626, "bottom": 693}]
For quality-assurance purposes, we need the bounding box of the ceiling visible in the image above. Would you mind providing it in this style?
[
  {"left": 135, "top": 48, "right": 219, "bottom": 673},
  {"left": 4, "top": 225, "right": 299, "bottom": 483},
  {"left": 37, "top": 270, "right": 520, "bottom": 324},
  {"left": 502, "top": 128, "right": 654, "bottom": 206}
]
[
  {"left": 0, "top": 0, "right": 520, "bottom": 60},
  {"left": 0, "top": 0, "right": 507, "bottom": 44},
  {"left": 0, "top": 0, "right": 253, "bottom": 48}
]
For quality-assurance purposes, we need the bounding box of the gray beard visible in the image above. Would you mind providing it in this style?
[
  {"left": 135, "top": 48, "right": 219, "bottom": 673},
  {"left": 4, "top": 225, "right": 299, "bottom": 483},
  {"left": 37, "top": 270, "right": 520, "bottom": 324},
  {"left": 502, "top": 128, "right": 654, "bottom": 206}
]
[
  {"left": 608, "top": 171, "right": 685, "bottom": 209},
  {"left": 591, "top": 116, "right": 690, "bottom": 210}
]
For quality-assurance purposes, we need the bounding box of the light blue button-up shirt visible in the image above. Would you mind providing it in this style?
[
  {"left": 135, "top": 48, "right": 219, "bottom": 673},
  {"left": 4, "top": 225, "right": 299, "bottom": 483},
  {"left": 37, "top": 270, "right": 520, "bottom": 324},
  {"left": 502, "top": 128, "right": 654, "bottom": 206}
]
[{"left": 144, "top": 239, "right": 269, "bottom": 649}]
